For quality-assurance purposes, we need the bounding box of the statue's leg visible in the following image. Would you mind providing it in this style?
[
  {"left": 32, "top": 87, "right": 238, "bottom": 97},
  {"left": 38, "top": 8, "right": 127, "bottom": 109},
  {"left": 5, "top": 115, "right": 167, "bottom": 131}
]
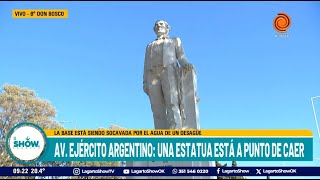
[
  {"left": 148, "top": 72, "right": 168, "bottom": 129},
  {"left": 161, "top": 64, "right": 182, "bottom": 129}
]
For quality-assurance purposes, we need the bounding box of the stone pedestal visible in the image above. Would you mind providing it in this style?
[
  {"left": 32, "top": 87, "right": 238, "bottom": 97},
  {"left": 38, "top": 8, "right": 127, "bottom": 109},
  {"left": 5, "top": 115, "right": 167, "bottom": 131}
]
[{"left": 176, "top": 67, "right": 200, "bottom": 130}]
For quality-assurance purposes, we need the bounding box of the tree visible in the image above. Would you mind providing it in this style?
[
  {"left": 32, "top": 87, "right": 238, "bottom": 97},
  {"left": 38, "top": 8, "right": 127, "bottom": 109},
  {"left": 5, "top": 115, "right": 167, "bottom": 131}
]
[
  {"left": 0, "top": 84, "right": 60, "bottom": 165},
  {"left": 232, "top": 161, "right": 237, "bottom": 167},
  {"left": 0, "top": 84, "right": 57, "bottom": 136},
  {"left": 0, "top": 84, "right": 123, "bottom": 179},
  {"left": 0, "top": 84, "right": 64, "bottom": 179}
]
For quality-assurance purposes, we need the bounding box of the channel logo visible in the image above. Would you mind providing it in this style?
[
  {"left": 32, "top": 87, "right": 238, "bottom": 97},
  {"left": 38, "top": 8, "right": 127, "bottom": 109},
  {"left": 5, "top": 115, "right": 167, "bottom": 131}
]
[
  {"left": 6, "top": 122, "right": 46, "bottom": 163},
  {"left": 273, "top": 12, "right": 291, "bottom": 33},
  {"left": 13, "top": 136, "right": 40, "bottom": 149}
]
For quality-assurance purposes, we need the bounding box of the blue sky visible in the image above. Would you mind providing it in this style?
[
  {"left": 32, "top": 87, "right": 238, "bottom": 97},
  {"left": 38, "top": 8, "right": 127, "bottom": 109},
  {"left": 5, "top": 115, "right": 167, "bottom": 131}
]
[{"left": 1, "top": 1, "right": 320, "bottom": 170}]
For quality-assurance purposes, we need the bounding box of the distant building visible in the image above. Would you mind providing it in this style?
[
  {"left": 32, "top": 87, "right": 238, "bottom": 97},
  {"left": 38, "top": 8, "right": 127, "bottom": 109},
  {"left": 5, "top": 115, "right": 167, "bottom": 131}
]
[{"left": 109, "top": 124, "right": 126, "bottom": 130}]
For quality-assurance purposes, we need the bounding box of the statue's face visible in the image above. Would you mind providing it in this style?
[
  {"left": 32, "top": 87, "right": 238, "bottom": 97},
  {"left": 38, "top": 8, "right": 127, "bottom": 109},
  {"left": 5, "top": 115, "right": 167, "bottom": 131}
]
[{"left": 154, "top": 20, "right": 169, "bottom": 36}]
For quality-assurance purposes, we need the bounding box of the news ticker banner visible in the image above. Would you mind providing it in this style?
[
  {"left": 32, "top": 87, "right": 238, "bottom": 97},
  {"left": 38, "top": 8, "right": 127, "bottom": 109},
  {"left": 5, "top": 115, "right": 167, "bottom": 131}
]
[
  {"left": 12, "top": 9, "right": 68, "bottom": 18},
  {"left": 1, "top": 167, "right": 320, "bottom": 177},
  {"left": 5, "top": 123, "right": 313, "bottom": 164}
]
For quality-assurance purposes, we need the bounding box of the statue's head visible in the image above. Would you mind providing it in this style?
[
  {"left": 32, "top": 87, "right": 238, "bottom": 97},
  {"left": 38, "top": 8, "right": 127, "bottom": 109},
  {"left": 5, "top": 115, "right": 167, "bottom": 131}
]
[{"left": 153, "top": 20, "right": 170, "bottom": 37}]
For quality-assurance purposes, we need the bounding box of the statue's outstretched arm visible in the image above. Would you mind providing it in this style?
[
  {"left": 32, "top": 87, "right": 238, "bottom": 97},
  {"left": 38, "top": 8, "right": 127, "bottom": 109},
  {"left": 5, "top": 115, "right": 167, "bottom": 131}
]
[
  {"left": 176, "top": 38, "right": 194, "bottom": 72},
  {"left": 175, "top": 37, "right": 189, "bottom": 67}
]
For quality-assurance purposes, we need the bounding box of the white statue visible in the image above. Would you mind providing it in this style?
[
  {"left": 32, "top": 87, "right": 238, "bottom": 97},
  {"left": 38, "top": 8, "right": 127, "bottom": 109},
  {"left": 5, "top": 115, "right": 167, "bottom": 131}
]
[
  {"left": 143, "top": 20, "right": 199, "bottom": 130},
  {"left": 127, "top": 20, "right": 214, "bottom": 179}
]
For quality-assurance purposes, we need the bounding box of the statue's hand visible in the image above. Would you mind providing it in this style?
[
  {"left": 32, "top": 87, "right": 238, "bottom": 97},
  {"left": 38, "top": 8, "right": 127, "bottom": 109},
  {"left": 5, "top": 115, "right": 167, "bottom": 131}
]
[
  {"left": 143, "top": 82, "right": 149, "bottom": 95},
  {"left": 184, "top": 63, "right": 194, "bottom": 72}
]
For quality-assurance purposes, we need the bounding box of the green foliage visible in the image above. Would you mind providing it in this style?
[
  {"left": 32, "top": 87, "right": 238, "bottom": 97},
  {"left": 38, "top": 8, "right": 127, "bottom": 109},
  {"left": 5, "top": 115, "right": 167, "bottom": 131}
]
[
  {"left": 0, "top": 84, "right": 122, "bottom": 179},
  {"left": 0, "top": 84, "right": 62, "bottom": 179}
]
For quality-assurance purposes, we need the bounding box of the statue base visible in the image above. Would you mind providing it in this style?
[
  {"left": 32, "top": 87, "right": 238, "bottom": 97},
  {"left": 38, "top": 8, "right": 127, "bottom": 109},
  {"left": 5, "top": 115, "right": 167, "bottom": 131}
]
[{"left": 176, "top": 66, "right": 200, "bottom": 130}]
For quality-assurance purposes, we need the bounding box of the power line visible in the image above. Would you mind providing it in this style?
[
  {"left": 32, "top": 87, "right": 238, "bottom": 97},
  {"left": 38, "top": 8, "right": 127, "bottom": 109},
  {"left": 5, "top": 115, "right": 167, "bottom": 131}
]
[{"left": 311, "top": 96, "right": 320, "bottom": 141}]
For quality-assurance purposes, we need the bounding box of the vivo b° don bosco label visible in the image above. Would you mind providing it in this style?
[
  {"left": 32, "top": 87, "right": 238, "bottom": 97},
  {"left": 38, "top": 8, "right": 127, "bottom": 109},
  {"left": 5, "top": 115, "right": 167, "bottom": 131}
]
[{"left": 12, "top": 9, "right": 68, "bottom": 18}]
